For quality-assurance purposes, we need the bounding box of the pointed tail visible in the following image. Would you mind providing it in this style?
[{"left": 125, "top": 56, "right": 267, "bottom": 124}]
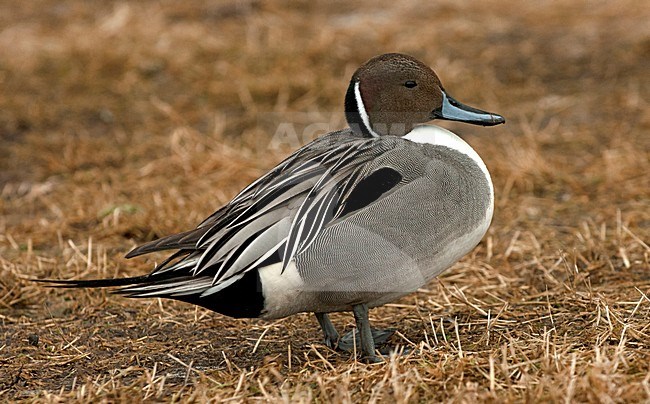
[{"left": 34, "top": 275, "right": 153, "bottom": 289}]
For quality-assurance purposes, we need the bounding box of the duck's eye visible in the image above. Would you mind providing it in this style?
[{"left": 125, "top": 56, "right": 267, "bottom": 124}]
[{"left": 404, "top": 80, "right": 417, "bottom": 88}]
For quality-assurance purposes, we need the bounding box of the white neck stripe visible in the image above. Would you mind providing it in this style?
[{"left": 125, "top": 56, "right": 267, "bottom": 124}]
[{"left": 354, "top": 81, "right": 380, "bottom": 137}]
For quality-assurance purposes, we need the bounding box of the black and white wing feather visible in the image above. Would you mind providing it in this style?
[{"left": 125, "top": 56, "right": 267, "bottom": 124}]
[{"left": 43, "top": 131, "right": 408, "bottom": 304}]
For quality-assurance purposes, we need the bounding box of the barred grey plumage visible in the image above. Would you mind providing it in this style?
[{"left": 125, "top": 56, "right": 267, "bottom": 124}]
[{"left": 40, "top": 53, "right": 505, "bottom": 362}]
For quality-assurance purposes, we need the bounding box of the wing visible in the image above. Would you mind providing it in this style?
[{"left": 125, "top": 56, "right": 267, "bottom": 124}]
[
  {"left": 61, "top": 133, "right": 409, "bottom": 301},
  {"left": 125, "top": 130, "right": 359, "bottom": 258}
]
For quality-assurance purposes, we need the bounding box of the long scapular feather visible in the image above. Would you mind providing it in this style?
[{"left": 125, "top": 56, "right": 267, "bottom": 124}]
[
  {"left": 196, "top": 207, "right": 287, "bottom": 276},
  {"left": 215, "top": 218, "right": 290, "bottom": 282}
]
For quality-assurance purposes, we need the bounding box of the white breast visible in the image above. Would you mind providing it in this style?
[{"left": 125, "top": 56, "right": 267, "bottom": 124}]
[
  {"left": 403, "top": 124, "right": 494, "bottom": 218},
  {"left": 403, "top": 125, "right": 490, "bottom": 180}
]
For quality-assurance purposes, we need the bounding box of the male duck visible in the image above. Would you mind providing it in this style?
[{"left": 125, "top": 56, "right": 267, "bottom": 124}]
[{"left": 45, "top": 53, "right": 504, "bottom": 362}]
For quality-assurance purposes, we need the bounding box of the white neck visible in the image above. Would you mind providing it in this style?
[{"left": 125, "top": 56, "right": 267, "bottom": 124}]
[{"left": 403, "top": 124, "right": 493, "bottom": 196}]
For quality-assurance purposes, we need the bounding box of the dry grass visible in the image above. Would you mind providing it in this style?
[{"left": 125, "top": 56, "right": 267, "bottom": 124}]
[{"left": 1, "top": 0, "right": 649, "bottom": 402}]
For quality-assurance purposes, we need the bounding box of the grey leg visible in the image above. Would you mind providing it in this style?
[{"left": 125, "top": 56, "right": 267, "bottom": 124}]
[
  {"left": 352, "top": 304, "right": 381, "bottom": 362},
  {"left": 315, "top": 312, "right": 339, "bottom": 349},
  {"left": 337, "top": 328, "right": 395, "bottom": 353}
]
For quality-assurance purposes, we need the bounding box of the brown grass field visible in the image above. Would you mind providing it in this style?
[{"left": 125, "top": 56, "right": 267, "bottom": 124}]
[{"left": 1, "top": 0, "right": 649, "bottom": 402}]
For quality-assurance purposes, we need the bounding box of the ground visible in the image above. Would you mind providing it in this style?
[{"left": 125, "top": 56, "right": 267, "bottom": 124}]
[{"left": 1, "top": 0, "right": 649, "bottom": 402}]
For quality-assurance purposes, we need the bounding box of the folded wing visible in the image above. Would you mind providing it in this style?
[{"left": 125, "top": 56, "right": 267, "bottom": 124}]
[{"left": 47, "top": 132, "right": 409, "bottom": 304}]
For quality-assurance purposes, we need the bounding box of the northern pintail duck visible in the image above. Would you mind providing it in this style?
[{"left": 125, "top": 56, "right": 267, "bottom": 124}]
[{"left": 44, "top": 53, "right": 505, "bottom": 362}]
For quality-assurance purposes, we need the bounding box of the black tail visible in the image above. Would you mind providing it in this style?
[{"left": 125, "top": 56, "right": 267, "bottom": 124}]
[
  {"left": 34, "top": 275, "right": 153, "bottom": 289},
  {"left": 37, "top": 249, "right": 198, "bottom": 290}
]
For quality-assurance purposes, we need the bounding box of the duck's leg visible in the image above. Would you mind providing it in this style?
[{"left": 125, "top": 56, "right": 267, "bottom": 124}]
[
  {"left": 315, "top": 312, "right": 339, "bottom": 349},
  {"left": 351, "top": 304, "right": 381, "bottom": 362},
  {"left": 337, "top": 328, "right": 395, "bottom": 353},
  {"left": 316, "top": 310, "right": 395, "bottom": 355}
]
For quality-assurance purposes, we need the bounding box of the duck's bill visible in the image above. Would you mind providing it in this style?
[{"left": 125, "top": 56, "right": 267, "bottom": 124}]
[{"left": 432, "top": 91, "right": 505, "bottom": 126}]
